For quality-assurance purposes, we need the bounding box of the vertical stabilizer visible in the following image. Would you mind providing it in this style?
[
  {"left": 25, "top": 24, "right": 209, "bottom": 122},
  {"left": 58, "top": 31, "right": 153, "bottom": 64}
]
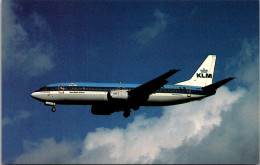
[{"left": 175, "top": 55, "right": 216, "bottom": 87}]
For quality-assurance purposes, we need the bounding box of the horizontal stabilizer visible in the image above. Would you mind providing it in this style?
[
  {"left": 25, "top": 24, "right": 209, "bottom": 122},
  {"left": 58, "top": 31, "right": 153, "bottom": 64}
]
[{"left": 202, "top": 77, "right": 235, "bottom": 91}]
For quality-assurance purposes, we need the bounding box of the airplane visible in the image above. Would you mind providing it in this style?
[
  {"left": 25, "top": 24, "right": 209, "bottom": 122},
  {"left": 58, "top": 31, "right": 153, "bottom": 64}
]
[{"left": 31, "top": 55, "right": 235, "bottom": 118}]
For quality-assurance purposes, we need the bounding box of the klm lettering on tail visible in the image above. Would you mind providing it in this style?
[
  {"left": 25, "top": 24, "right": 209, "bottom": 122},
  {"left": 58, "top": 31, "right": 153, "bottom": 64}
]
[
  {"left": 197, "top": 68, "right": 213, "bottom": 78},
  {"left": 175, "top": 55, "right": 216, "bottom": 86}
]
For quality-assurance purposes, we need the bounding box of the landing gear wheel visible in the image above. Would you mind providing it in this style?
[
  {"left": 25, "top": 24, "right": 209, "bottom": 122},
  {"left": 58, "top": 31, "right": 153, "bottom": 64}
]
[
  {"left": 52, "top": 107, "right": 56, "bottom": 112},
  {"left": 133, "top": 106, "right": 139, "bottom": 111},
  {"left": 123, "top": 110, "right": 130, "bottom": 118}
]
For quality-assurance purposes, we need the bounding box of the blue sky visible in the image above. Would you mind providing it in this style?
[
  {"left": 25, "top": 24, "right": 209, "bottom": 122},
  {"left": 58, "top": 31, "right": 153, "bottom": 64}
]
[{"left": 2, "top": 0, "right": 259, "bottom": 163}]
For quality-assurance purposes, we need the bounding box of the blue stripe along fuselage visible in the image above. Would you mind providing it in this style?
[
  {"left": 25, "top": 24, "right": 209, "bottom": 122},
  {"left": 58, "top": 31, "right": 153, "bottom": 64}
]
[{"left": 35, "top": 82, "right": 206, "bottom": 95}]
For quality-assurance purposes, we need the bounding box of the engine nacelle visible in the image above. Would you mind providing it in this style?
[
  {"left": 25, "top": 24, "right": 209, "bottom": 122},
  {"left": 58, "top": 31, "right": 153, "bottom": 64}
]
[
  {"left": 109, "top": 90, "right": 129, "bottom": 100},
  {"left": 44, "top": 101, "right": 55, "bottom": 106}
]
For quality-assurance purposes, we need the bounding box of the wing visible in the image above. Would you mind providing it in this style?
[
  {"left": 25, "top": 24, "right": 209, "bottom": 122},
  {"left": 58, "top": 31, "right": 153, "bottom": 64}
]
[
  {"left": 91, "top": 70, "right": 179, "bottom": 115},
  {"left": 128, "top": 69, "right": 179, "bottom": 102}
]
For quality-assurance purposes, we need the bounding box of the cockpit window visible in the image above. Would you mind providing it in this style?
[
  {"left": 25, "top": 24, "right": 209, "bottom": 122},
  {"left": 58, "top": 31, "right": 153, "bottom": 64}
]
[{"left": 39, "top": 86, "right": 48, "bottom": 91}]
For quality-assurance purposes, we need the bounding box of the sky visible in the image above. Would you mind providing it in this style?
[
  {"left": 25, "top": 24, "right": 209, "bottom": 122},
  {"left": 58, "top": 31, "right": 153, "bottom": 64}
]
[{"left": 2, "top": 0, "right": 259, "bottom": 164}]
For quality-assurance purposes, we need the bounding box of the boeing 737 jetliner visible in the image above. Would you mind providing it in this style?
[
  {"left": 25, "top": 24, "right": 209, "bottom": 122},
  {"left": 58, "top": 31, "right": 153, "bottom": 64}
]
[{"left": 31, "top": 55, "right": 234, "bottom": 118}]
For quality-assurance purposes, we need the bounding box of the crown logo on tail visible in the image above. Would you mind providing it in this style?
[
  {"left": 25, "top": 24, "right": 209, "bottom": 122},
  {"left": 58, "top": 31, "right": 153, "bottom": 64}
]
[{"left": 200, "top": 68, "right": 208, "bottom": 74}]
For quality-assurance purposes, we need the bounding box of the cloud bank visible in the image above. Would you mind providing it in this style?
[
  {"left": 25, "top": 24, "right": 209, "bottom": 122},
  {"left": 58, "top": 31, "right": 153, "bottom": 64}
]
[
  {"left": 75, "top": 87, "right": 245, "bottom": 164},
  {"left": 14, "top": 138, "right": 80, "bottom": 164},
  {"left": 2, "top": 0, "right": 55, "bottom": 77}
]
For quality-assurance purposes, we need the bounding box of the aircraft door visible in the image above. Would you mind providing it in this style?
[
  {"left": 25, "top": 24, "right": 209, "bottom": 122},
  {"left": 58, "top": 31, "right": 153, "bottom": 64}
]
[
  {"left": 58, "top": 83, "right": 64, "bottom": 94},
  {"left": 187, "top": 88, "right": 191, "bottom": 97}
]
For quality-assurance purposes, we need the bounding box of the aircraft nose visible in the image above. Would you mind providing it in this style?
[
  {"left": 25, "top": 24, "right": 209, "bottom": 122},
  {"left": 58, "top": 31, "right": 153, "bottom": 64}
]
[
  {"left": 31, "top": 92, "right": 42, "bottom": 100},
  {"left": 31, "top": 91, "right": 47, "bottom": 101},
  {"left": 31, "top": 92, "right": 37, "bottom": 99}
]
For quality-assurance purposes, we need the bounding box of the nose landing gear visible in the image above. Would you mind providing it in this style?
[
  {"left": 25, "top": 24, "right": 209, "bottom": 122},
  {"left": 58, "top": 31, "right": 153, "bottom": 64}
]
[
  {"left": 52, "top": 106, "right": 56, "bottom": 112},
  {"left": 44, "top": 102, "right": 56, "bottom": 112}
]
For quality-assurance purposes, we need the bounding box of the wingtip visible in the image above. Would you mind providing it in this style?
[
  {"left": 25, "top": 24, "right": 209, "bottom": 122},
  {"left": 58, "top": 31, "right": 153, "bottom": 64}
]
[
  {"left": 229, "top": 77, "right": 236, "bottom": 80},
  {"left": 169, "top": 69, "right": 180, "bottom": 73}
]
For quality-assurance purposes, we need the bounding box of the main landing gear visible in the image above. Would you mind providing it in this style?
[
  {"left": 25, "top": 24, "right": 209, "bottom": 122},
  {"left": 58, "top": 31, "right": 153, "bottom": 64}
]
[
  {"left": 123, "top": 109, "right": 131, "bottom": 118},
  {"left": 123, "top": 106, "right": 139, "bottom": 118},
  {"left": 52, "top": 106, "right": 56, "bottom": 112}
]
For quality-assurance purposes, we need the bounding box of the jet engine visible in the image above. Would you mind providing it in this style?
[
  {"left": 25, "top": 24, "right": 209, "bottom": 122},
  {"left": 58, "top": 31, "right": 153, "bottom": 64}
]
[{"left": 108, "top": 90, "right": 129, "bottom": 100}]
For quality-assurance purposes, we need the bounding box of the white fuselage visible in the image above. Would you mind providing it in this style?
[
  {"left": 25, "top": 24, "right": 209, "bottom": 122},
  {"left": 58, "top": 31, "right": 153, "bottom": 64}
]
[{"left": 31, "top": 86, "right": 207, "bottom": 106}]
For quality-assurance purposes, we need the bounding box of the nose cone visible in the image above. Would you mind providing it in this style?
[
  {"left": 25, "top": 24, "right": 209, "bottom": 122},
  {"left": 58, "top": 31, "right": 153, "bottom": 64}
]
[
  {"left": 31, "top": 92, "right": 43, "bottom": 101},
  {"left": 31, "top": 92, "right": 37, "bottom": 99}
]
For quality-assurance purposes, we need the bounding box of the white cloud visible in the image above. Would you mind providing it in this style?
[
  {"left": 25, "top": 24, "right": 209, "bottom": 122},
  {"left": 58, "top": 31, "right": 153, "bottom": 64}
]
[
  {"left": 3, "top": 111, "right": 32, "bottom": 127},
  {"left": 75, "top": 86, "right": 244, "bottom": 164},
  {"left": 155, "top": 83, "right": 258, "bottom": 164},
  {"left": 226, "top": 38, "right": 258, "bottom": 86},
  {"left": 14, "top": 138, "right": 80, "bottom": 164},
  {"left": 2, "top": 0, "right": 55, "bottom": 77},
  {"left": 133, "top": 9, "right": 168, "bottom": 45}
]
